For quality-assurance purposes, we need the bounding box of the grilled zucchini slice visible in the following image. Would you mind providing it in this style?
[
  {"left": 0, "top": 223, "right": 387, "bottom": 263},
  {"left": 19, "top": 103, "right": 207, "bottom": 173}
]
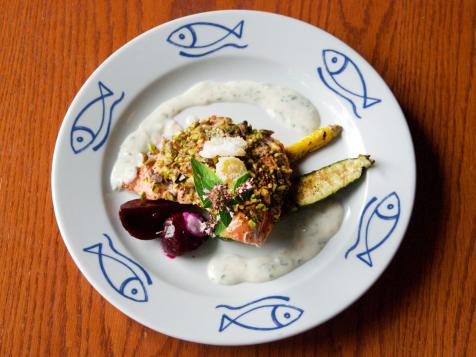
[{"left": 293, "top": 155, "right": 374, "bottom": 206}]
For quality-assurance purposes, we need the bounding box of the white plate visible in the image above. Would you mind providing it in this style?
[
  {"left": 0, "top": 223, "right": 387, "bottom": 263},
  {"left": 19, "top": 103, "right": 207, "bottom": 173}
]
[{"left": 52, "top": 10, "right": 415, "bottom": 345}]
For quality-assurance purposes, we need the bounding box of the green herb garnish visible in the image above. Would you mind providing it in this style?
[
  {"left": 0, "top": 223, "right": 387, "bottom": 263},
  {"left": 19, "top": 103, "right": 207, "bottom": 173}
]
[
  {"left": 214, "top": 210, "right": 232, "bottom": 235},
  {"left": 191, "top": 159, "right": 251, "bottom": 236},
  {"left": 232, "top": 172, "right": 250, "bottom": 192},
  {"left": 191, "top": 158, "right": 223, "bottom": 208}
]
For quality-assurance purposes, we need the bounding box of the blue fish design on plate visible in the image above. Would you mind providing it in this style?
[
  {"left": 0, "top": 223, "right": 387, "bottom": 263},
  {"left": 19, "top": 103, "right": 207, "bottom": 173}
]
[
  {"left": 83, "top": 234, "right": 152, "bottom": 302},
  {"left": 216, "top": 296, "right": 303, "bottom": 332},
  {"left": 345, "top": 192, "right": 401, "bottom": 267},
  {"left": 166, "top": 20, "right": 248, "bottom": 58},
  {"left": 70, "top": 81, "right": 125, "bottom": 154},
  {"left": 317, "top": 49, "right": 381, "bottom": 118}
]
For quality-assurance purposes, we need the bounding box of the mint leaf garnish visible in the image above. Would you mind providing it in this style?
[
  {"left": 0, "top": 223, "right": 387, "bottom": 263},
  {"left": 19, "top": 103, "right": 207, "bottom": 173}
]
[
  {"left": 232, "top": 172, "right": 250, "bottom": 192},
  {"left": 191, "top": 158, "right": 244, "bottom": 237},
  {"left": 215, "top": 210, "right": 232, "bottom": 235},
  {"left": 191, "top": 158, "right": 222, "bottom": 208}
]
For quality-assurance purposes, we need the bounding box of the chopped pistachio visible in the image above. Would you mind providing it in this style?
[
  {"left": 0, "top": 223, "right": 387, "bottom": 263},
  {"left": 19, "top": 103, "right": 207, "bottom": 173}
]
[
  {"left": 144, "top": 157, "right": 156, "bottom": 166},
  {"left": 164, "top": 191, "right": 175, "bottom": 201},
  {"left": 148, "top": 143, "right": 158, "bottom": 154}
]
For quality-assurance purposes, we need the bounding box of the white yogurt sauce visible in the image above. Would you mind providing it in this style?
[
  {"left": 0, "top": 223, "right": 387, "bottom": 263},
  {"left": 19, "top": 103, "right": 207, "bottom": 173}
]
[
  {"left": 110, "top": 80, "right": 320, "bottom": 189},
  {"left": 110, "top": 119, "right": 181, "bottom": 189},
  {"left": 207, "top": 200, "right": 344, "bottom": 285}
]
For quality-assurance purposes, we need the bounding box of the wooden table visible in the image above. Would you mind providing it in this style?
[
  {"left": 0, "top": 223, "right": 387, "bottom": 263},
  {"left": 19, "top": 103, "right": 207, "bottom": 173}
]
[{"left": 1, "top": 1, "right": 474, "bottom": 355}]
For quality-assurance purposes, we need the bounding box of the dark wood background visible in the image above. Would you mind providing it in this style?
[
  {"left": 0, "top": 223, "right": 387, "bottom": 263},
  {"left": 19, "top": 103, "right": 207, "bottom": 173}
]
[{"left": 1, "top": 0, "right": 474, "bottom": 355}]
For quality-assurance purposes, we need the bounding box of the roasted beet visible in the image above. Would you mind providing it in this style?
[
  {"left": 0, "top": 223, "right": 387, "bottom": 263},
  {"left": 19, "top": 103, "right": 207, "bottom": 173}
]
[
  {"left": 161, "top": 212, "right": 207, "bottom": 257},
  {"left": 119, "top": 199, "right": 196, "bottom": 240}
]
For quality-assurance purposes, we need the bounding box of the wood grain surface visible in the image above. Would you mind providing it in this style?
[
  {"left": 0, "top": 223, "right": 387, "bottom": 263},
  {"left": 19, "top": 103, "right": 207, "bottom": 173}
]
[{"left": 0, "top": 0, "right": 475, "bottom": 355}]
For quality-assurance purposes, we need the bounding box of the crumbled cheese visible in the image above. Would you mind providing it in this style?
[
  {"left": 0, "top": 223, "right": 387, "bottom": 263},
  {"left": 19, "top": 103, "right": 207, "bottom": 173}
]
[{"left": 199, "top": 136, "right": 247, "bottom": 158}]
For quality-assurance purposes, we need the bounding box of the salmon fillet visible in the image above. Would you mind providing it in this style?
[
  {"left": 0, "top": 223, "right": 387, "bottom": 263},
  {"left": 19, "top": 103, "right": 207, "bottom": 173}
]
[
  {"left": 123, "top": 116, "right": 292, "bottom": 247},
  {"left": 220, "top": 212, "right": 274, "bottom": 247}
]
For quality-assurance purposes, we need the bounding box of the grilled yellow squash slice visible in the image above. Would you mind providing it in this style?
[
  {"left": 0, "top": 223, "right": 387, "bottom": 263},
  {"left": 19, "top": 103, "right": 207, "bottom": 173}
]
[{"left": 285, "top": 125, "right": 342, "bottom": 162}]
